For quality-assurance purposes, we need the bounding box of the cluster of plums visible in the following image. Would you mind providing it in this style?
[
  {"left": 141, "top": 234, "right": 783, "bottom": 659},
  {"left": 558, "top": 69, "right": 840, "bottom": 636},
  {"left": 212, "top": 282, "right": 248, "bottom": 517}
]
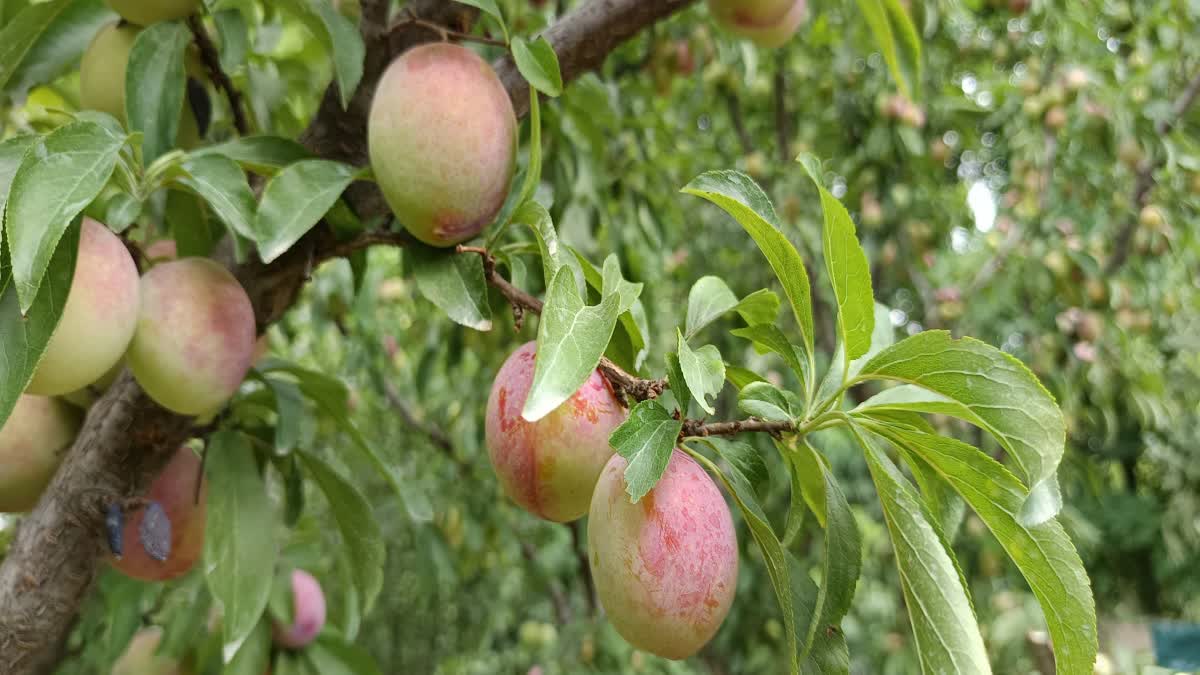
[
  {"left": 486, "top": 343, "right": 740, "bottom": 660},
  {"left": 0, "top": 218, "right": 257, "bottom": 518}
]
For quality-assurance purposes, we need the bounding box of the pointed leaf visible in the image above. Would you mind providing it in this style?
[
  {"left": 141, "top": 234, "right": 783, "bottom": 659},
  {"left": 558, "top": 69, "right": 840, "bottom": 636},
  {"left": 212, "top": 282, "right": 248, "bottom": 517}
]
[
  {"left": 608, "top": 399, "right": 682, "bottom": 503},
  {"left": 298, "top": 452, "right": 385, "bottom": 615},
  {"left": 522, "top": 266, "right": 620, "bottom": 421},
  {"left": 174, "top": 155, "right": 257, "bottom": 241},
  {"left": 511, "top": 36, "right": 562, "bottom": 97},
  {"left": 204, "top": 430, "right": 278, "bottom": 663},
  {"left": 797, "top": 154, "right": 874, "bottom": 361},
  {"left": 738, "top": 381, "right": 803, "bottom": 422},
  {"left": 855, "top": 331, "right": 1066, "bottom": 525},
  {"left": 683, "top": 170, "right": 813, "bottom": 359},
  {"left": 676, "top": 331, "right": 725, "bottom": 415},
  {"left": 126, "top": 21, "right": 190, "bottom": 166},
  {"left": 255, "top": 159, "right": 360, "bottom": 263},
  {"left": 856, "top": 428, "right": 992, "bottom": 675},
  {"left": 410, "top": 246, "right": 493, "bottom": 331},
  {"left": 5, "top": 121, "right": 122, "bottom": 311},
  {"left": 685, "top": 275, "right": 738, "bottom": 339}
]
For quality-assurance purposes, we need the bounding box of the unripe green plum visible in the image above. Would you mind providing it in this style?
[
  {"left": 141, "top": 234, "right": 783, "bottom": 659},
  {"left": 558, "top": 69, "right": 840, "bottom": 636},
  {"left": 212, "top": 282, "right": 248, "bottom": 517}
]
[
  {"left": 368, "top": 43, "right": 517, "bottom": 246},
  {"left": 588, "top": 450, "right": 738, "bottom": 660},
  {"left": 485, "top": 342, "right": 626, "bottom": 523},
  {"left": 272, "top": 569, "right": 327, "bottom": 649},
  {"left": 708, "top": 0, "right": 806, "bottom": 48},
  {"left": 111, "top": 447, "right": 207, "bottom": 581},
  {"left": 106, "top": 0, "right": 200, "bottom": 26},
  {"left": 111, "top": 626, "right": 188, "bottom": 675},
  {"left": 27, "top": 218, "right": 140, "bottom": 396},
  {"left": 80, "top": 23, "right": 200, "bottom": 145},
  {"left": 127, "top": 258, "right": 256, "bottom": 415},
  {"left": 0, "top": 396, "right": 81, "bottom": 512}
]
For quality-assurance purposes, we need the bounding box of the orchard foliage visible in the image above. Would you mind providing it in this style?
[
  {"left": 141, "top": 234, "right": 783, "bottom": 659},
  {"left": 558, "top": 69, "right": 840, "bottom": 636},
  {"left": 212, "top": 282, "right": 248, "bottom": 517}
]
[{"left": 0, "top": 0, "right": 1196, "bottom": 673}]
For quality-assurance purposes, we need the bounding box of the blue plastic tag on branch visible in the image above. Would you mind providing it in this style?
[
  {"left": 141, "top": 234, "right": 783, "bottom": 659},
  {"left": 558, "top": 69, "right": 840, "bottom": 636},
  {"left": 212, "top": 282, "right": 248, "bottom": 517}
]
[{"left": 139, "top": 501, "right": 172, "bottom": 562}]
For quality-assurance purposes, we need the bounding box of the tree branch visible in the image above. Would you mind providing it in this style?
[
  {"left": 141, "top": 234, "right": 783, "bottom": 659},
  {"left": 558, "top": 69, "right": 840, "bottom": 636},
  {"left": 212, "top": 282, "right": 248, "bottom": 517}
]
[
  {"left": 681, "top": 417, "right": 796, "bottom": 438},
  {"left": 0, "top": 0, "right": 691, "bottom": 669},
  {"left": 1105, "top": 68, "right": 1200, "bottom": 274},
  {"left": 187, "top": 16, "right": 249, "bottom": 136}
]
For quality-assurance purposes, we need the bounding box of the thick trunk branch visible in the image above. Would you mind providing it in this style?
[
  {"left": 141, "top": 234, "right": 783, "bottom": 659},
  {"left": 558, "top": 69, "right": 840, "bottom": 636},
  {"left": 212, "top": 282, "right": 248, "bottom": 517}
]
[{"left": 0, "top": 0, "right": 693, "bottom": 670}]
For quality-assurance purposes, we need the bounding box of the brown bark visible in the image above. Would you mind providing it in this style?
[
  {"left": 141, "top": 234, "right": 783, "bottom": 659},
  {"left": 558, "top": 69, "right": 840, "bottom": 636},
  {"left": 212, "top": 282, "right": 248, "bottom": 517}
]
[{"left": 0, "top": 0, "right": 695, "bottom": 671}]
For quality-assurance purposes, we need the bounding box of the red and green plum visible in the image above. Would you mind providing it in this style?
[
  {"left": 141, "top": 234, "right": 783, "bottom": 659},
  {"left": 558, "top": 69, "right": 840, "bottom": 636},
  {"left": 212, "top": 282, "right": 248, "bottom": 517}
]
[
  {"left": 588, "top": 450, "right": 738, "bottom": 660},
  {"left": 368, "top": 43, "right": 517, "bottom": 246},
  {"left": 126, "top": 258, "right": 256, "bottom": 415},
  {"left": 272, "top": 569, "right": 327, "bottom": 649},
  {"left": 26, "top": 218, "right": 140, "bottom": 397},
  {"left": 0, "top": 396, "right": 81, "bottom": 512},
  {"left": 707, "top": 0, "right": 806, "bottom": 48},
  {"left": 110, "top": 447, "right": 207, "bottom": 581},
  {"left": 485, "top": 342, "right": 626, "bottom": 523}
]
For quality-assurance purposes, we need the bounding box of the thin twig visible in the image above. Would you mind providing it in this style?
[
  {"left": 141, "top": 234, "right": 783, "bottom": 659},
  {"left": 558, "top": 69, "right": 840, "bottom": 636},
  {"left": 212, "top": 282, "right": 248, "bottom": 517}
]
[
  {"left": 570, "top": 521, "right": 597, "bottom": 616},
  {"left": 186, "top": 16, "right": 249, "bottom": 135},
  {"left": 1105, "top": 68, "right": 1200, "bottom": 274},
  {"left": 390, "top": 13, "right": 508, "bottom": 46},
  {"left": 681, "top": 418, "right": 795, "bottom": 438},
  {"left": 382, "top": 382, "right": 453, "bottom": 454}
]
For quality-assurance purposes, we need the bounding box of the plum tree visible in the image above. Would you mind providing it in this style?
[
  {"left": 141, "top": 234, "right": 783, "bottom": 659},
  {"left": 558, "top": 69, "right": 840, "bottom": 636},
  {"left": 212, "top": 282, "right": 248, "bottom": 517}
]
[
  {"left": 587, "top": 450, "right": 738, "bottom": 660},
  {"left": 0, "top": 396, "right": 81, "bottom": 512},
  {"left": 105, "top": 0, "right": 200, "bottom": 27},
  {"left": 126, "top": 258, "right": 257, "bottom": 415},
  {"left": 368, "top": 43, "right": 517, "bottom": 247},
  {"left": 26, "top": 217, "right": 140, "bottom": 397},
  {"left": 80, "top": 22, "right": 200, "bottom": 145},
  {"left": 111, "top": 626, "right": 188, "bottom": 675},
  {"left": 110, "top": 447, "right": 207, "bottom": 581},
  {"left": 485, "top": 342, "right": 626, "bottom": 522},
  {"left": 707, "top": 0, "right": 806, "bottom": 48},
  {"left": 272, "top": 569, "right": 327, "bottom": 649}
]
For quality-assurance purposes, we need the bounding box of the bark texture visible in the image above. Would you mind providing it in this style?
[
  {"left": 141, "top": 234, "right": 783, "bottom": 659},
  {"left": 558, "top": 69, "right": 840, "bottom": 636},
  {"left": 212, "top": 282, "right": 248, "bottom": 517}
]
[{"left": 0, "top": 0, "right": 695, "bottom": 671}]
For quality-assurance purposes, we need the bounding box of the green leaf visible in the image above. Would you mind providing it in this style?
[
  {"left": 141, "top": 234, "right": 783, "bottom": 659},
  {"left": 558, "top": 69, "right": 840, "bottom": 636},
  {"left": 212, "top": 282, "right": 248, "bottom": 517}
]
[
  {"left": 725, "top": 364, "right": 767, "bottom": 390},
  {"left": 204, "top": 430, "right": 278, "bottom": 663},
  {"left": 522, "top": 266, "right": 620, "bottom": 421},
  {"left": 664, "top": 352, "right": 693, "bottom": 416},
  {"left": 731, "top": 324, "right": 809, "bottom": 386},
  {"left": 855, "top": 331, "right": 1066, "bottom": 525},
  {"left": 165, "top": 189, "right": 219, "bottom": 258},
  {"left": 410, "top": 247, "right": 492, "bottom": 331},
  {"left": 2, "top": 0, "right": 110, "bottom": 98},
  {"left": 676, "top": 331, "right": 725, "bottom": 415},
  {"left": 790, "top": 552, "right": 851, "bottom": 674},
  {"left": 855, "top": 428, "right": 991, "bottom": 675},
  {"left": 737, "top": 381, "right": 803, "bottom": 422},
  {"left": 734, "top": 288, "right": 781, "bottom": 327},
  {"left": 255, "top": 159, "right": 360, "bottom": 263},
  {"left": 884, "top": 0, "right": 923, "bottom": 94},
  {"left": 126, "top": 21, "right": 190, "bottom": 166},
  {"left": 276, "top": 0, "right": 364, "bottom": 109},
  {"left": 856, "top": 0, "right": 921, "bottom": 99},
  {"left": 608, "top": 400, "right": 683, "bottom": 503},
  {"left": 786, "top": 439, "right": 861, "bottom": 629},
  {"left": 511, "top": 36, "right": 562, "bottom": 97},
  {"left": 192, "top": 135, "right": 314, "bottom": 175},
  {"left": 0, "top": 220, "right": 77, "bottom": 429},
  {"left": 0, "top": 135, "right": 36, "bottom": 215},
  {"left": 682, "top": 447, "right": 799, "bottom": 675},
  {"left": 868, "top": 423, "right": 1098, "bottom": 675},
  {"left": 513, "top": 200, "right": 582, "bottom": 294},
  {"left": 303, "top": 635, "right": 385, "bottom": 675},
  {"left": 451, "top": 0, "right": 508, "bottom": 42},
  {"left": 0, "top": 0, "right": 71, "bottom": 91},
  {"left": 690, "top": 437, "right": 769, "bottom": 500},
  {"left": 174, "top": 155, "right": 257, "bottom": 242},
  {"left": 5, "top": 121, "right": 123, "bottom": 312},
  {"left": 298, "top": 452, "right": 385, "bottom": 615},
  {"left": 265, "top": 378, "right": 304, "bottom": 454},
  {"left": 512, "top": 89, "right": 543, "bottom": 211},
  {"left": 683, "top": 171, "right": 814, "bottom": 361},
  {"left": 224, "top": 618, "right": 271, "bottom": 675},
  {"left": 600, "top": 254, "right": 642, "bottom": 314},
  {"left": 797, "top": 154, "right": 874, "bottom": 361},
  {"left": 214, "top": 9, "right": 249, "bottom": 74},
  {"left": 685, "top": 275, "right": 738, "bottom": 339},
  {"left": 847, "top": 302, "right": 895, "bottom": 380}
]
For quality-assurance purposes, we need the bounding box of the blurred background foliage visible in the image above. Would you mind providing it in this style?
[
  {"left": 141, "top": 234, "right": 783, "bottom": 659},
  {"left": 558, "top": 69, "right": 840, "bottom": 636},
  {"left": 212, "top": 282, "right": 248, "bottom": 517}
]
[{"left": 3, "top": 0, "right": 1198, "bottom": 672}]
